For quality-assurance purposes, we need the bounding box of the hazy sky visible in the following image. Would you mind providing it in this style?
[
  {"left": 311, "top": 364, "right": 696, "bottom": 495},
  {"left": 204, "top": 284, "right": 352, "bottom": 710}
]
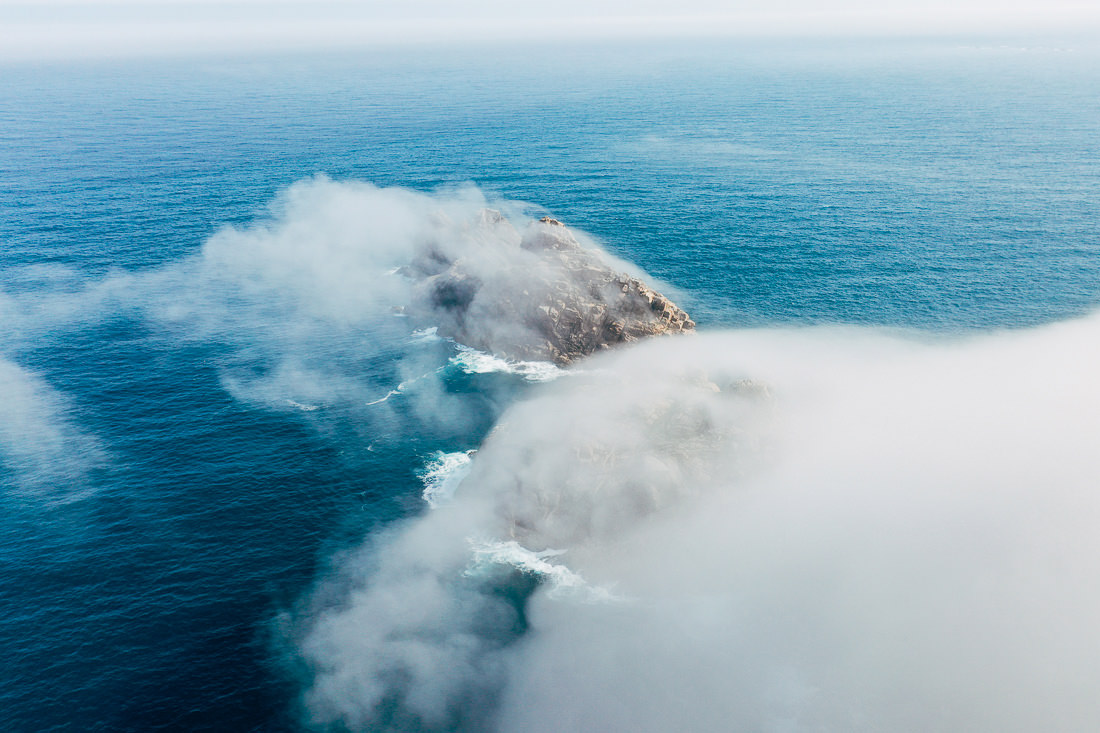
[{"left": 2, "top": 0, "right": 1099, "bottom": 60}]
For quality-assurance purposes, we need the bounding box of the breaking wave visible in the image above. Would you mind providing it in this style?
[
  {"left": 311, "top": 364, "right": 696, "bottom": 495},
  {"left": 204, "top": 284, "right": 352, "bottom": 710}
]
[
  {"left": 419, "top": 450, "right": 475, "bottom": 508},
  {"left": 448, "top": 345, "right": 564, "bottom": 383},
  {"left": 466, "top": 539, "right": 616, "bottom": 603}
]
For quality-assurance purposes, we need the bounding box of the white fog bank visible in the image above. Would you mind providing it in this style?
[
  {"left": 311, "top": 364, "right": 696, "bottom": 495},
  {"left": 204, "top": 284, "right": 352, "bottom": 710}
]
[{"left": 298, "top": 315, "right": 1100, "bottom": 732}]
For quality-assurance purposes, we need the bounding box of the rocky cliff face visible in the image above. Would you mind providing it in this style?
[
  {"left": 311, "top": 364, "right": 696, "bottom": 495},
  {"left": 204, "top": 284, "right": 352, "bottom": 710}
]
[{"left": 404, "top": 211, "right": 694, "bottom": 365}]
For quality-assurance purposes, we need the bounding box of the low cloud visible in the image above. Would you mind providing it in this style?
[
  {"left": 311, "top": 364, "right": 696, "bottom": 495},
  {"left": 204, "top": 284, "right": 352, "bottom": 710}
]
[{"left": 295, "top": 316, "right": 1100, "bottom": 732}]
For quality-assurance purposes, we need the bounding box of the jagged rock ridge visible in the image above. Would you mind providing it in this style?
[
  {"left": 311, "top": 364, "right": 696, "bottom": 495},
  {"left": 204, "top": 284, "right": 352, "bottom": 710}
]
[{"left": 404, "top": 211, "right": 695, "bottom": 365}]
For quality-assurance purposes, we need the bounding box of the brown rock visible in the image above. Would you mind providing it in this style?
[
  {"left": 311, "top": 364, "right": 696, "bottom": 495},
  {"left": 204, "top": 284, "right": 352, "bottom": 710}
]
[{"left": 410, "top": 211, "right": 695, "bottom": 365}]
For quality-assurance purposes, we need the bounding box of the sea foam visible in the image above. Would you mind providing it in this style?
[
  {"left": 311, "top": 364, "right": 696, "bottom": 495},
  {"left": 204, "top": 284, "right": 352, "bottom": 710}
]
[
  {"left": 466, "top": 538, "right": 616, "bottom": 602},
  {"left": 449, "top": 344, "right": 564, "bottom": 382},
  {"left": 419, "top": 450, "right": 475, "bottom": 508}
]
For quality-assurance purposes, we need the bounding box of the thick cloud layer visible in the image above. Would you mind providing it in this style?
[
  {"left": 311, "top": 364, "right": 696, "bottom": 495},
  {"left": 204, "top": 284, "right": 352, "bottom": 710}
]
[{"left": 297, "top": 316, "right": 1100, "bottom": 732}]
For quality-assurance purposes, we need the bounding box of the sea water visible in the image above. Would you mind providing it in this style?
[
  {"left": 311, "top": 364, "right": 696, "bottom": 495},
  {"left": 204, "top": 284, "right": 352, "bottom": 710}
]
[{"left": 1, "top": 37, "right": 1099, "bottom": 731}]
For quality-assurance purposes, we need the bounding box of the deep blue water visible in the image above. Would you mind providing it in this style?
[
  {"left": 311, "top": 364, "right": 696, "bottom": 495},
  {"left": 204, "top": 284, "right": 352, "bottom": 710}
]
[{"left": 2, "top": 37, "right": 1099, "bottom": 731}]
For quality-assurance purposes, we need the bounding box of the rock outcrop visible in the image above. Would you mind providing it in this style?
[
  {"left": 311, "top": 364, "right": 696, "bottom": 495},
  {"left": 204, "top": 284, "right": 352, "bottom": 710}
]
[{"left": 405, "top": 211, "right": 695, "bottom": 365}]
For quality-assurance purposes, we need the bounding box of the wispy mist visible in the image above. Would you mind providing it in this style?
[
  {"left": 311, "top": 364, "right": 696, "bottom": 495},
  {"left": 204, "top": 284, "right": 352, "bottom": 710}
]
[
  {"left": 0, "top": 356, "right": 106, "bottom": 504},
  {"left": 2, "top": 178, "right": 669, "bottom": 447},
  {"left": 167, "top": 177, "right": 647, "bottom": 430}
]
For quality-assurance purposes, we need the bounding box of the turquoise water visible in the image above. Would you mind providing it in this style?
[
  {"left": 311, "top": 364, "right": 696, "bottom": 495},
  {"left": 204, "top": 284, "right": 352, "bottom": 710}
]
[{"left": 2, "top": 38, "right": 1099, "bottom": 731}]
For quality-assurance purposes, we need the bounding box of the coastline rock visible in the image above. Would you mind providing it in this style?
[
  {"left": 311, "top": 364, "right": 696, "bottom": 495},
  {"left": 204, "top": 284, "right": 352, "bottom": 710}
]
[{"left": 408, "top": 211, "right": 695, "bottom": 365}]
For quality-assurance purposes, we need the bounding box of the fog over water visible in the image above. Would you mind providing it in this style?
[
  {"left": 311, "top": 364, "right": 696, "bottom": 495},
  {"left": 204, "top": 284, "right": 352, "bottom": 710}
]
[
  {"left": 3, "top": 178, "right": 1099, "bottom": 732},
  {"left": 175, "top": 184, "right": 1100, "bottom": 733},
  {"left": 3, "top": 36, "right": 1100, "bottom": 732},
  {"left": 295, "top": 308, "right": 1100, "bottom": 732},
  {"left": 0, "top": 357, "right": 106, "bottom": 504}
]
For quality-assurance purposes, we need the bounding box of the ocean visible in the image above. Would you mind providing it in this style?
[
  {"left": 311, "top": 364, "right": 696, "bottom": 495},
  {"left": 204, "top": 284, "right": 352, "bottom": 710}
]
[{"left": 2, "top": 37, "right": 1100, "bottom": 731}]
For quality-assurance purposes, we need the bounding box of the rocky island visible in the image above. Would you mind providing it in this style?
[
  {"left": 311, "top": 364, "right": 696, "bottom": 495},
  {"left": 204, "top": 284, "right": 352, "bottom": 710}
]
[{"left": 402, "top": 211, "right": 695, "bottom": 365}]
